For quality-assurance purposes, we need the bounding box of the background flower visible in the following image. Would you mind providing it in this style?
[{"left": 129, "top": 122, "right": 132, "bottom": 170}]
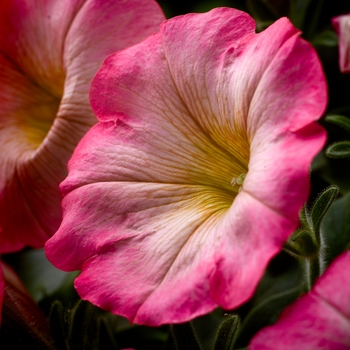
[
  {"left": 249, "top": 250, "right": 350, "bottom": 349},
  {"left": 332, "top": 14, "right": 350, "bottom": 73},
  {"left": 0, "top": 0, "right": 165, "bottom": 253},
  {"left": 46, "top": 7, "right": 326, "bottom": 325}
]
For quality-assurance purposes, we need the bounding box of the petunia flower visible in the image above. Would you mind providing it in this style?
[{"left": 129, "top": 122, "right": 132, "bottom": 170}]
[
  {"left": 249, "top": 250, "right": 350, "bottom": 349},
  {"left": 0, "top": 0, "right": 165, "bottom": 253},
  {"left": 332, "top": 14, "right": 350, "bottom": 73},
  {"left": 45, "top": 8, "right": 327, "bottom": 325}
]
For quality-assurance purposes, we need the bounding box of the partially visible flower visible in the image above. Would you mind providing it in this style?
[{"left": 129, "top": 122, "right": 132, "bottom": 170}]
[
  {"left": 332, "top": 14, "right": 350, "bottom": 72},
  {"left": 1, "top": 262, "right": 55, "bottom": 348},
  {"left": 46, "top": 8, "right": 327, "bottom": 325},
  {"left": 0, "top": 0, "right": 165, "bottom": 253},
  {"left": 249, "top": 250, "right": 350, "bottom": 349}
]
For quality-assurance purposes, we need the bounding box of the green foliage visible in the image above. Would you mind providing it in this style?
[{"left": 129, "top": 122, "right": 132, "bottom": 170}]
[
  {"left": 325, "top": 115, "right": 350, "bottom": 134},
  {"left": 213, "top": 314, "right": 240, "bottom": 350},
  {"left": 3, "top": 248, "right": 72, "bottom": 303},
  {"left": 169, "top": 322, "right": 203, "bottom": 350},
  {"left": 289, "top": 0, "right": 313, "bottom": 30},
  {"left": 326, "top": 141, "right": 350, "bottom": 158},
  {"left": 322, "top": 192, "right": 350, "bottom": 264},
  {"left": 311, "top": 186, "right": 339, "bottom": 238},
  {"left": 235, "top": 286, "right": 301, "bottom": 345},
  {"left": 284, "top": 229, "right": 319, "bottom": 258},
  {"left": 325, "top": 115, "right": 350, "bottom": 158},
  {"left": 284, "top": 186, "right": 339, "bottom": 290}
]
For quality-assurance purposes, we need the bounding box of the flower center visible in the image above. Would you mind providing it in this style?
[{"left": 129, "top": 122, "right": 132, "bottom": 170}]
[
  {"left": 231, "top": 173, "right": 246, "bottom": 192},
  {"left": 16, "top": 87, "right": 61, "bottom": 149},
  {"left": 231, "top": 173, "right": 246, "bottom": 187}
]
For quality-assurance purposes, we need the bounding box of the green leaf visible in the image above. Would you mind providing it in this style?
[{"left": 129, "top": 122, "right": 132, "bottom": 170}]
[
  {"left": 68, "top": 300, "right": 96, "bottom": 350},
  {"left": 49, "top": 301, "right": 68, "bottom": 350},
  {"left": 246, "top": 0, "right": 275, "bottom": 31},
  {"left": 326, "top": 141, "right": 350, "bottom": 158},
  {"left": 311, "top": 186, "right": 339, "bottom": 240},
  {"left": 313, "top": 152, "right": 350, "bottom": 194},
  {"left": 213, "top": 314, "right": 240, "bottom": 350},
  {"left": 117, "top": 324, "right": 167, "bottom": 349},
  {"left": 322, "top": 192, "right": 350, "bottom": 265},
  {"left": 97, "top": 318, "right": 118, "bottom": 350},
  {"left": 170, "top": 322, "right": 203, "bottom": 350},
  {"left": 235, "top": 286, "right": 301, "bottom": 346},
  {"left": 234, "top": 252, "right": 303, "bottom": 347},
  {"left": 312, "top": 30, "right": 338, "bottom": 47},
  {"left": 284, "top": 230, "right": 319, "bottom": 258},
  {"left": 6, "top": 248, "right": 70, "bottom": 302},
  {"left": 299, "top": 206, "right": 309, "bottom": 228},
  {"left": 325, "top": 115, "right": 350, "bottom": 134},
  {"left": 289, "top": 0, "right": 312, "bottom": 29}
]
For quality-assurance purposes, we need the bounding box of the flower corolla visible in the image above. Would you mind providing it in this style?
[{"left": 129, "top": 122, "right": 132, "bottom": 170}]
[
  {"left": 249, "top": 250, "right": 350, "bottom": 349},
  {"left": 46, "top": 8, "right": 327, "bottom": 325},
  {"left": 332, "top": 14, "right": 350, "bottom": 73},
  {"left": 0, "top": 0, "right": 165, "bottom": 253}
]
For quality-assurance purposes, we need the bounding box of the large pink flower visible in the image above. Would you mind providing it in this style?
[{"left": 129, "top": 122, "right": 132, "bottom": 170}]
[
  {"left": 332, "top": 14, "right": 350, "bottom": 73},
  {"left": 0, "top": 0, "right": 165, "bottom": 253},
  {"left": 45, "top": 8, "right": 327, "bottom": 325},
  {"left": 249, "top": 250, "right": 350, "bottom": 349}
]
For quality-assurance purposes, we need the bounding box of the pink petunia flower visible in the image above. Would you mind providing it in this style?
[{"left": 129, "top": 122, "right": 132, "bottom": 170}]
[
  {"left": 332, "top": 14, "right": 350, "bottom": 73},
  {"left": 0, "top": 0, "right": 165, "bottom": 253},
  {"left": 45, "top": 8, "right": 327, "bottom": 325},
  {"left": 249, "top": 250, "right": 350, "bottom": 349}
]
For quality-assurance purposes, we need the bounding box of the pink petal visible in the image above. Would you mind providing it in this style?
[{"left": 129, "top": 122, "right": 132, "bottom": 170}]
[
  {"left": 0, "top": 0, "right": 165, "bottom": 253},
  {"left": 249, "top": 250, "right": 350, "bottom": 349},
  {"left": 332, "top": 14, "right": 350, "bottom": 73},
  {"left": 46, "top": 8, "right": 327, "bottom": 325},
  {"left": 0, "top": 260, "right": 29, "bottom": 324}
]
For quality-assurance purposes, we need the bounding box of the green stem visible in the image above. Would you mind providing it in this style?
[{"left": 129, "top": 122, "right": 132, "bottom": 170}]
[{"left": 305, "top": 256, "right": 321, "bottom": 291}]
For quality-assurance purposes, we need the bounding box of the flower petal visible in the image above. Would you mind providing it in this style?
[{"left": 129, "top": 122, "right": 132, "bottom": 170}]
[
  {"left": 249, "top": 250, "right": 350, "bottom": 349},
  {"left": 0, "top": 0, "right": 165, "bottom": 252},
  {"left": 332, "top": 14, "right": 350, "bottom": 73},
  {"left": 46, "top": 8, "right": 327, "bottom": 325}
]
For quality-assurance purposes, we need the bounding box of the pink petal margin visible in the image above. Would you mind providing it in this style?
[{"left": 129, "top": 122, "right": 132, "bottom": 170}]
[
  {"left": 249, "top": 250, "right": 350, "bottom": 349},
  {"left": 46, "top": 8, "right": 327, "bottom": 326},
  {"left": 332, "top": 14, "right": 350, "bottom": 73}
]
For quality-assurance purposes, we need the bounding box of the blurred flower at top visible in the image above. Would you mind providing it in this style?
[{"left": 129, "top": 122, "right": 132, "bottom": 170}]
[
  {"left": 332, "top": 14, "right": 350, "bottom": 73},
  {"left": 249, "top": 250, "right": 350, "bottom": 349},
  {"left": 0, "top": 0, "right": 165, "bottom": 253},
  {"left": 46, "top": 8, "right": 326, "bottom": 325}
]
